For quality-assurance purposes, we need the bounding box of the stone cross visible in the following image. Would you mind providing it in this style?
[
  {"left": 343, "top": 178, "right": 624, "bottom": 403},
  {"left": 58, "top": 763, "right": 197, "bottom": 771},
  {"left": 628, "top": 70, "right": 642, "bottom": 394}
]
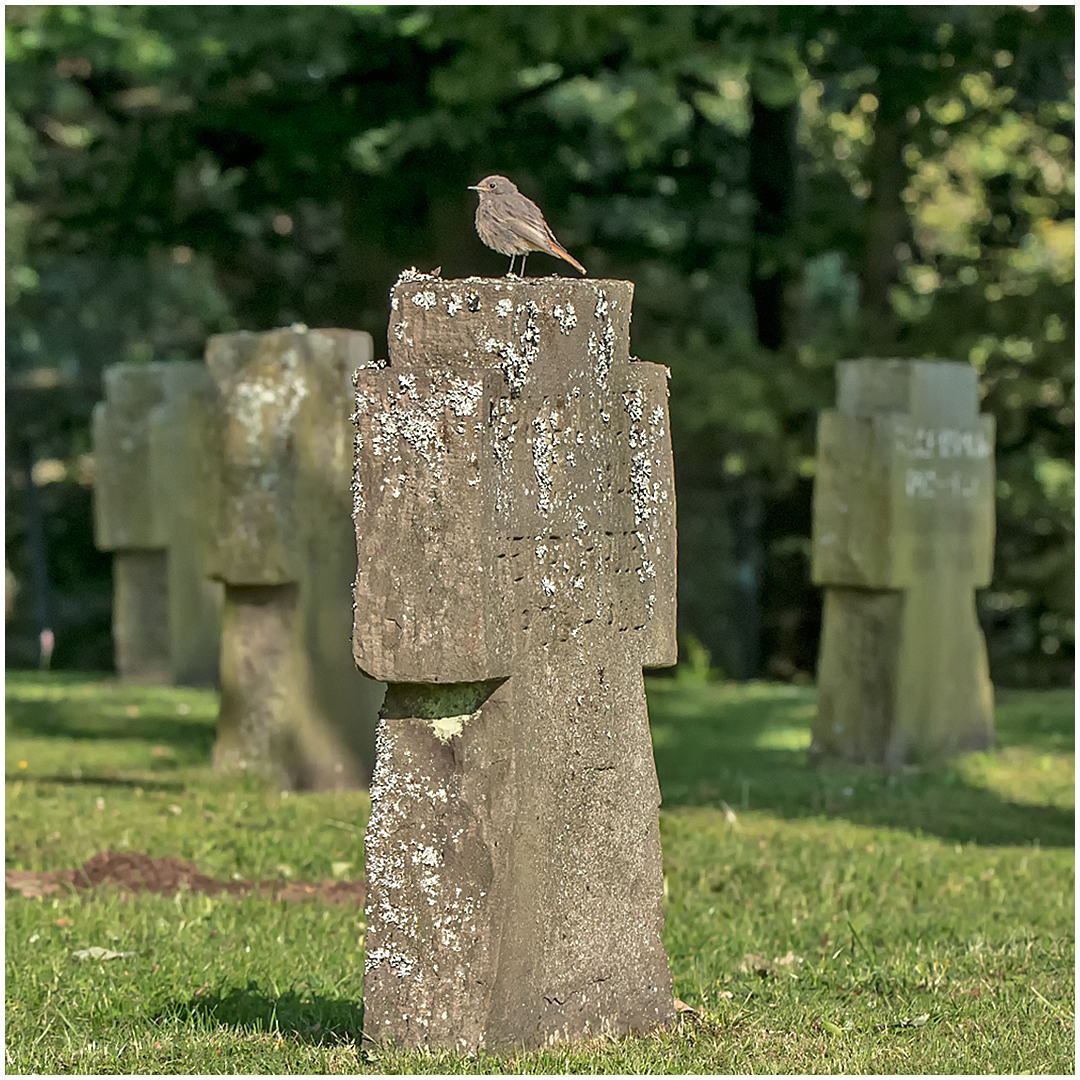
[
  {"left": 352, "top": 272, "right": 677, "bottom": 1052},
  {"left": 92, "top": 361, "right": 221, "bottom": 685},
  {"left": 204, "top": 327, "right": 385, "bottom": 790},
  {"left": 811, "top": 359, "right": 996, "bottom": 765}
]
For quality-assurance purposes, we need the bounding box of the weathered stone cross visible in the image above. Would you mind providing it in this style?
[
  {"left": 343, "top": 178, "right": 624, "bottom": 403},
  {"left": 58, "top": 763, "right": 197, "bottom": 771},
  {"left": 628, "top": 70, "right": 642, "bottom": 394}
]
[{"left": 352, "top": 272, "right": 676, "bottom": 1052}]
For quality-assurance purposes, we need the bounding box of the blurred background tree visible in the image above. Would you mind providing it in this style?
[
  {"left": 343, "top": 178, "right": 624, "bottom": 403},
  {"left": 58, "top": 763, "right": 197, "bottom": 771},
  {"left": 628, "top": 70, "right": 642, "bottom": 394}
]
[{"left": 5, "top": 4, "right": 1073, "bottom": 684}]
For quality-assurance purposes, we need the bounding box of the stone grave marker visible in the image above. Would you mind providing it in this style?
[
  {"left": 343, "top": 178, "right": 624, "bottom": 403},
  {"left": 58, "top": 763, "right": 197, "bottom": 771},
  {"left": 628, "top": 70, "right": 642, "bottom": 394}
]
[
  {"left": 92, "top": 361, "right": 221, "bottom": 685},
  {"left": 204, "top": 327, "right": 385, "bottom": 790},
  {"left": 352, "top": 272, "right": 677, "bottom": 1052},
  {"left": 811, "top": 358, "right": 996, "bottom": 765}
]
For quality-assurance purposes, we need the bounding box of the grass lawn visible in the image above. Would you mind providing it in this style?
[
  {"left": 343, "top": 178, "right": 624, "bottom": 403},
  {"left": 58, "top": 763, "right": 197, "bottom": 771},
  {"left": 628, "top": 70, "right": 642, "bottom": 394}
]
[{"left": 5, "top": 669, "right": 1074, "bottom": 1073}]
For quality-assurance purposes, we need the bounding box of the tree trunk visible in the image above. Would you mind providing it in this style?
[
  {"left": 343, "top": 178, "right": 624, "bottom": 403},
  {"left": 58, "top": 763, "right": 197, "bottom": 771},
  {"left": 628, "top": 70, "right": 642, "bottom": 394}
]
[
  {"left": 748, "top": 89, "right": 798, "bottom": 353},
  {"left": 861, "top": 102, "right": 910, "bottom": 352}
]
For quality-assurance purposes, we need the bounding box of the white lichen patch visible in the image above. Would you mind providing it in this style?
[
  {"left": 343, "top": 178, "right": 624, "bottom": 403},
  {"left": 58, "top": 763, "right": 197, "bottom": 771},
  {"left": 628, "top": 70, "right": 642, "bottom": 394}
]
[
  {"left": 553, "top": 302, "right": 577, "bottom": 333},
  {"left": 490, "top": 398, "right": 518, "bottom": 514},
  {"left": 531, "top": 412, "right": 557, "bottom": 514},
  {"left": 586, "top": 290, "right": 615, "bottom": 389},
  {"left": 412, "top": 290, "right": 438, "bottom": 310},
  {"left": 622, "top": 390, "right": 644, "bottom": 424},
  {"left": 630, "top": 447, "right": 666, "bottom": 526},
  {"left": 360, "top": 372, "right": 485, "bottom": 494},
  {"left": 494, "top": 300, "right": 541, "bottom": 395},
  {"left": 445, "top": 293, "right": 463, "bottom": 317},
  {"left": 496, "top": 298, "right": 513, "bottom": 318},
  {"left": 396, "top": 266, "right": 435, "bottom": 285},
  {"left": 370, "top": 395, "right": 446, "bottom": 471},
  {"left": 445, "top": 376, "right": 484, "bottom": 418},
  {"left": 228, "top": 345, "right": 309, "bottom": 471},
  {"left": 351, "top": 428, "right": 366, "bottom": 516}
]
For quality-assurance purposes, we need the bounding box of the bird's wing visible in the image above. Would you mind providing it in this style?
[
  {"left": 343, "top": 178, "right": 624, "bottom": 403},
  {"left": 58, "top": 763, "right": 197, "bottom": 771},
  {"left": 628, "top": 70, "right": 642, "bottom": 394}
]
[{"left": 494, "top": 195, "right": 553, "bottom": 251}]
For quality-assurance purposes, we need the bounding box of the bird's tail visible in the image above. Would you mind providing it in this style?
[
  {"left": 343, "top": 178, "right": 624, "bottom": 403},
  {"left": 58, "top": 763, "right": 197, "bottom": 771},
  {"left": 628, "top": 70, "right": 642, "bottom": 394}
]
[{"left": 546, "top": 240, "right": 587, "bottom": 276}]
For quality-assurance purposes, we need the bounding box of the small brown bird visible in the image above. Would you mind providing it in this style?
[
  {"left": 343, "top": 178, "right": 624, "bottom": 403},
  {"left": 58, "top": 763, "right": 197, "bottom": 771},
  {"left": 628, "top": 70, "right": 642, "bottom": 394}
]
[{"left": 469, "top": 175, "right": 587, "bottom": 277}]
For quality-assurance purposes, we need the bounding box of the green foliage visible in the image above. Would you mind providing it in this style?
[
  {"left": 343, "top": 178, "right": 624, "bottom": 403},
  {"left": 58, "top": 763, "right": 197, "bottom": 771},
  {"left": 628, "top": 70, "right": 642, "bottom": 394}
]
[
  {"left": 4, "top": 5, "right": 1073, "bottom": 680},
  {"left": 5, "top": 672, "right": 1074, "bottom": 1073}
]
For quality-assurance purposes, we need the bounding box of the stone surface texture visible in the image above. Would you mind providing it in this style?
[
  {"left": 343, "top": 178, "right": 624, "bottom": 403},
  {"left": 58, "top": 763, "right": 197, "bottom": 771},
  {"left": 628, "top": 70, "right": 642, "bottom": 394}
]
[
  {"left": 353, "top": 272, "right": 676, "bottom": 1053},
  {"left": 205, "top": 328, "right": 385, "bottom": 789},
  {"left": 811, "top": 359, "right": 995, "bottom": 765},
  {"left": 91, "top": 362, "right": 222, "bottom": 685}
]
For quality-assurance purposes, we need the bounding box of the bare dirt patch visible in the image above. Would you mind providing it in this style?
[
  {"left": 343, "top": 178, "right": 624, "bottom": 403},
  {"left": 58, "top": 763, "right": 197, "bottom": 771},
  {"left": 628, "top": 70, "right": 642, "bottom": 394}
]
[{"left": 6, "top": 851, "right": 366, "bottom": 907}]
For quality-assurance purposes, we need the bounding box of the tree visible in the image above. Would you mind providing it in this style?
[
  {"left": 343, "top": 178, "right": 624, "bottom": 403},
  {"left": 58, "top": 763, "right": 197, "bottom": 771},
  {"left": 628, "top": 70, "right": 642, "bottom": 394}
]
[{"left": 5, "top": 5, "right": 1073, "bottom": 683}]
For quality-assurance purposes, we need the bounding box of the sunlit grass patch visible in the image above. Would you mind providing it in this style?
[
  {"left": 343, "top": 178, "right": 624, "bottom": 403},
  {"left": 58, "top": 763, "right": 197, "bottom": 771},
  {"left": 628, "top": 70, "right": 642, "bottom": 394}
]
[{"left": 5, "top": 670, "right": 1074, "bottom": 1073}]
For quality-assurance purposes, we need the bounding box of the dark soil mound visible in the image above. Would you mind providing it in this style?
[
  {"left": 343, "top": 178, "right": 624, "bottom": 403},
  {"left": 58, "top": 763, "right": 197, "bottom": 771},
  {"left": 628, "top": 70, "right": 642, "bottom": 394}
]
[{"left": 6, "top": 851, "right": 366, "bottom": 908}]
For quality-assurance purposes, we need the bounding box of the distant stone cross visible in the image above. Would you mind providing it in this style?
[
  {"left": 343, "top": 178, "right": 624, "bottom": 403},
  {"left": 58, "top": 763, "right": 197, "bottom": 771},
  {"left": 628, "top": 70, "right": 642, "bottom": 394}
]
[
  {"left": 811, "top": 359, "right": 996, "bottom": 765},
  {"left": 352, "top": 272, "right": 677, "bottom": 1052},
  {"left": 203, "top": 327, "right": 384, "bottom": 790},
  {"left": 92, "top": 361, "right": 221, "bottom": 686}
]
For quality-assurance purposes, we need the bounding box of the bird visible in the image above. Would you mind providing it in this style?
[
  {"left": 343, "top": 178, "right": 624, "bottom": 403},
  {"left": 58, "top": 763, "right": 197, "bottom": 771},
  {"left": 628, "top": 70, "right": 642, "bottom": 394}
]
[{"left": 468, "top": 175, "right": 587, "bottom": 278}]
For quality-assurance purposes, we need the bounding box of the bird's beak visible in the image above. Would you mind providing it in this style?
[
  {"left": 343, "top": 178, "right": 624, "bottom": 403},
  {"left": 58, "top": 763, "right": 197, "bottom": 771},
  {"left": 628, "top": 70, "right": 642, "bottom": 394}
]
[{"left": 467, "top": 185, "right": 480, "bottom": 191}]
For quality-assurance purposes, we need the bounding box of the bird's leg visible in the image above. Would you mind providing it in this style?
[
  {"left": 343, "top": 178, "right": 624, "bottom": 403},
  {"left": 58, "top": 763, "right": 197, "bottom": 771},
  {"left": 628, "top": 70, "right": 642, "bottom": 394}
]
[
  {"left": 506, "top": 254, "right": 517, "bottom": 277},
  {"left": 519, "top": 253, "right": 528, "bottom": 278}
]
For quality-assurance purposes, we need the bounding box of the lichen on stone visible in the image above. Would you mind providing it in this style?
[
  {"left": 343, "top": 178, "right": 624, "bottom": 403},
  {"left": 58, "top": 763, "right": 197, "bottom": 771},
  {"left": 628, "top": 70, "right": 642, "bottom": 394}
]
[{"left": 553, "top": 302, "right": 578, "bottom": 334}]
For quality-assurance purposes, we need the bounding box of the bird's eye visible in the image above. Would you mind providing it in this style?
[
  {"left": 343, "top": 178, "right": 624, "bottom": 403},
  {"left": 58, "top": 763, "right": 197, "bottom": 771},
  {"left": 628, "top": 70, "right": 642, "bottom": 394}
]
[{"left": 488, "top": 182, "right": 495, "bottom": 189}]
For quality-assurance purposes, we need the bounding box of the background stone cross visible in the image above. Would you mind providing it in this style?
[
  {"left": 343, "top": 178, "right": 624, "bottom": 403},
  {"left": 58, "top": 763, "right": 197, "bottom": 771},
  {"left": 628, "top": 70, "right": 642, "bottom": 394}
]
[
  {"left": 811, "top": 359, "right": 996, "bottom": 765},
  {"left": 92, "top": 361, "right": 221, "bottom": 686},
  {"left": 203, "top": 327, "right": 385, "bottom": 789}
]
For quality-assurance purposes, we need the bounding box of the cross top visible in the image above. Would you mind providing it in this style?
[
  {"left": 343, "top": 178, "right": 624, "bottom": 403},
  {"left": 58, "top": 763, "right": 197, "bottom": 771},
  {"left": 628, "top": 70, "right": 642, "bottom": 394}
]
[{"left": 352, "top": 274, "right": 676, "bottom": 684}]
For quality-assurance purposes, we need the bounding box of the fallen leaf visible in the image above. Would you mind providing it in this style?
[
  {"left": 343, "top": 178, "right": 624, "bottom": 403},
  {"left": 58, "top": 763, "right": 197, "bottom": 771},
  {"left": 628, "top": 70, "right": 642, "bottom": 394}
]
[
  {"left": 673, "top": 997, "right": 698, "bottom": 1015},
  {"left": 72, "top": 946, "right": 134, "bottom": 961},
  {"left": 6, "top": 871, "right": 64, "bottom": 899},
  {"left": 899, "top": 1013, "right": 929, "bottom": 1028}
]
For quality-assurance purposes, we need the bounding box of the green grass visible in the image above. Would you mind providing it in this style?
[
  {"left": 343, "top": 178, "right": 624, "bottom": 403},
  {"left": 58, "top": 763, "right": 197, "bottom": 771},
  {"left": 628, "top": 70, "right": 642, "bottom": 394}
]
[{"left": 5, "top": 670, "right": 1074, "bottom": 1073}]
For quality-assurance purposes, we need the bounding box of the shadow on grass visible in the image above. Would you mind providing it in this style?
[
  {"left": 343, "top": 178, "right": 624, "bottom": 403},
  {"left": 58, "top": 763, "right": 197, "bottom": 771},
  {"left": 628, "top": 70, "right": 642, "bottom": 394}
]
[
  {"left": 4, "top": 773, "right": 187, "bottom": 791},
  {"left": 647, "top": 677, "right": 1074, "bottom": 848},
  {"left": 169, "top": 981, "right": 363, "bottom": 1046},
  {"left": 5, "top": 670, "right": 216, "bottom": 758}
]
